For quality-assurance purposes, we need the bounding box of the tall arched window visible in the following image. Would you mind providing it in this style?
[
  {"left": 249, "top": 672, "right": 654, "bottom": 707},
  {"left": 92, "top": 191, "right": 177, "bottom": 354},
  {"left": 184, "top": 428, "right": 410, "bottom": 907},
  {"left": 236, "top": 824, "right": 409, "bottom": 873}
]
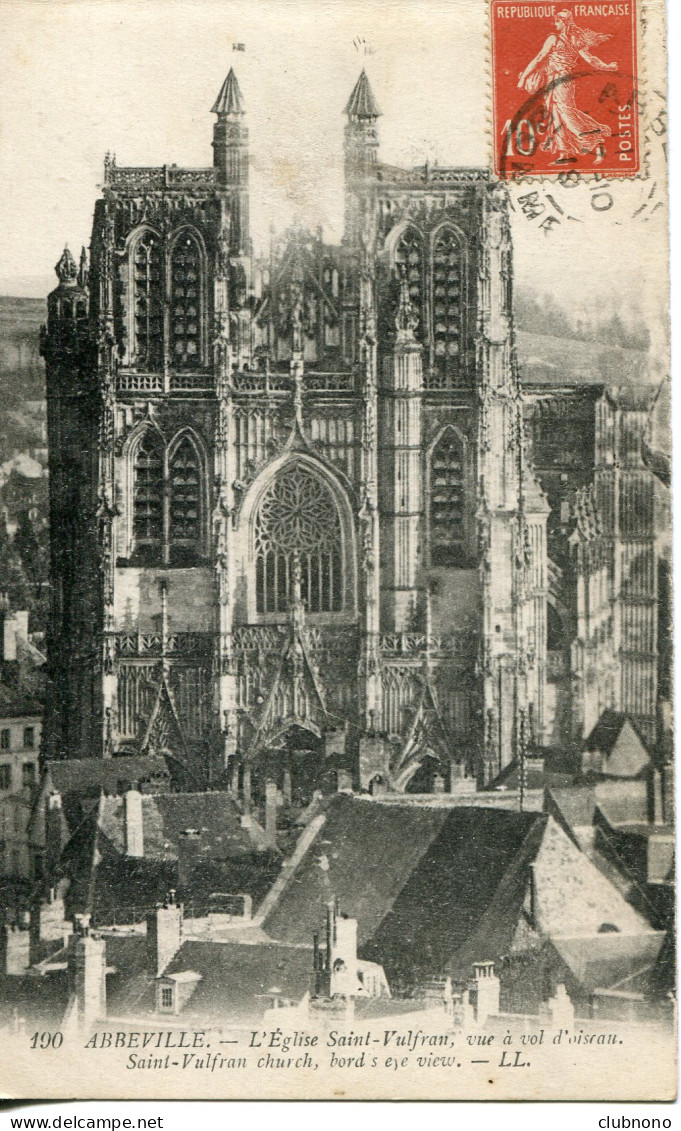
[
  {"left": 254, "top": 465, "right": 343, "bottom": 615},
  {"left": 133, "top": 433, "right": 164, "bottom": 564},
  {"left": 169, "top": 436, "right": 201, "bottom": 565},
  {"left": 432, "top": 228, "right": 463, "bottom": 379},
  {"left": 133, "top": 232, "right": 163, "bottom": 370},
  {"left": 394, "top": 228, "right": 423, "bottom": 339},
  {"left": 430, "top": 430, "right": 466, "bottom": 567},
  {"left": 170, "top": 234, "right": 202, "bottom": 368}
]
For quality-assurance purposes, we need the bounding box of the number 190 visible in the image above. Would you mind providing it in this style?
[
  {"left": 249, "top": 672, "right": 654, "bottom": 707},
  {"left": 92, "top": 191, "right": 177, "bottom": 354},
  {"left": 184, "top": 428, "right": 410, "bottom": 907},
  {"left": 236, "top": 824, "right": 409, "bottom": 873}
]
[{"left": 30, "top": 1031, "right": 63, "bottom": 1049}]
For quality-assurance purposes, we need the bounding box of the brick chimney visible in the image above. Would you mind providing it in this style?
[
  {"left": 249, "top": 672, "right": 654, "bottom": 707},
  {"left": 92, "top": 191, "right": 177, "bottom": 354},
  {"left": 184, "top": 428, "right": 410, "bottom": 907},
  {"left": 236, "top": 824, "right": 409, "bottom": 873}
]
[
  {"left": 146, "top": 891, "right": 183, "bottom": 977},
  {"left": 326, "top": 899, "right": 361, "bottom": 998},
  {"left": 0, "top": 923, "right": 30, "bottom": 975},
  {"left": 45, "top": 790, "right": 65, "bottom": 873},
  {"left": 0, "top": 608, "right": 17, "bottom": 662},
  {"left": 547, "top": 983, "right": 574, "bottom": 1029},
  {"left": 30, "top": 888, "right": 70, "bottom": 963},
  {"left": 0, "top": 607, "right": 29, "bottom": 661},
  {"left": 472, "top": 961, "right": 500, "bottom": 1025},
  {"left": 67, "top": 914, "right": 106, "bottom": 1029},
  {"left": 123, "top": 788, "right": 144, "bottom": 858}
]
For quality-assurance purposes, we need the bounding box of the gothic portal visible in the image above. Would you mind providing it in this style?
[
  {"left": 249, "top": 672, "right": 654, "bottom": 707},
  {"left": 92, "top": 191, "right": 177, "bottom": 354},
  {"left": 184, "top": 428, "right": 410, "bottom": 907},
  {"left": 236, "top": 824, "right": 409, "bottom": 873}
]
[{"left": 41, "top": 69, "right": 551, "bottom": 797}]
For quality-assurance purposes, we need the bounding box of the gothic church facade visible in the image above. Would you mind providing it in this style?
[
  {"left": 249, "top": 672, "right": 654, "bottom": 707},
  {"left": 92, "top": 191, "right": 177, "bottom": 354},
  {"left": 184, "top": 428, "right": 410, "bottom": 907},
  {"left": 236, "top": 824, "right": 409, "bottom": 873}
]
[{"left": 40, "top": 68, "right": 612, "bottom": 799}]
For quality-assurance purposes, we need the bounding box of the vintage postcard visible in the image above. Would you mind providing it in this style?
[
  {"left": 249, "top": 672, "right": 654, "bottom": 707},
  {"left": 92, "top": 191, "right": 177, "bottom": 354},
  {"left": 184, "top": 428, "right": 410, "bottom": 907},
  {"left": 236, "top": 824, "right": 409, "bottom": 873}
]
[{"left": 0, "top": 0, "right": 673, "bottom": 1102}]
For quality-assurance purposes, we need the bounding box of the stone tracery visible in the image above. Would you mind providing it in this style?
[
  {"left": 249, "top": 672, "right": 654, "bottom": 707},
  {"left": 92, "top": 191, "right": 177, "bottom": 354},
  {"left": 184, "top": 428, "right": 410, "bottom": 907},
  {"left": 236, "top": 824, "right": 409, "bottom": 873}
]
[{"left": 254, "top": 464, "right": 343, "bottom": 615}]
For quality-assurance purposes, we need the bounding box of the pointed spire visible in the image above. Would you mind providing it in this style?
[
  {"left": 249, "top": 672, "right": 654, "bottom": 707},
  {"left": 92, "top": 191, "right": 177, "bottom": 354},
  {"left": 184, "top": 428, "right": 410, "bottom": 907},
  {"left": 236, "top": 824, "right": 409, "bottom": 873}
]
[
  {"left": 344, "top": 70, "right": 381, "bottom": 120},
  {"left": 212, "top": 68, "right": 245, "bottom": 115},
  {"left": 77, "top": 246, "right": 89, "bottom": 289},
  {"left": 55, "top": 246, "right": 77, "bottom": 285}
]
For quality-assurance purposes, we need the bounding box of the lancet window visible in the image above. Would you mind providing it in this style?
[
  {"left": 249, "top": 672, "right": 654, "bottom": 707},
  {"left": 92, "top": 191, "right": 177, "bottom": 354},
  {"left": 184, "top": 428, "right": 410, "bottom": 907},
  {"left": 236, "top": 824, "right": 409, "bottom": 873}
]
[
  {"left": 170, "top": 234, "right": 202, "bottom": 368},
  {"left": 130, "top": 431, "right": 204, "bottom": 566},
  {"left": 430, "top": 430, "right": 466, "bottom": 567},
  {"left": 133, "top": 232, "right": 163, "bottom": 370},
  {"left": 169, "top": 437, "right": 201, "bottom": 564},
  {"left": 132, "top": 434, "right": 164, "bottom": 564},
  {"left": 432, "top": 228, "right": 463, "bottom": 377},
  {"left": 394, "top": 228, "right": 423, "bottom": 339},
  {"left": 254, "top": 465, "right": 343, "bottom": 615}
]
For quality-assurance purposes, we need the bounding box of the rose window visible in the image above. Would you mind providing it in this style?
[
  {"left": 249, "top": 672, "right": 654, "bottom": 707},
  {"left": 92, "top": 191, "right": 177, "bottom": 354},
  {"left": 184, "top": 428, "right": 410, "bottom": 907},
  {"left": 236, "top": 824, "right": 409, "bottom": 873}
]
[{"left": 254, "top": 465, "right": 343, "bottom": 614}]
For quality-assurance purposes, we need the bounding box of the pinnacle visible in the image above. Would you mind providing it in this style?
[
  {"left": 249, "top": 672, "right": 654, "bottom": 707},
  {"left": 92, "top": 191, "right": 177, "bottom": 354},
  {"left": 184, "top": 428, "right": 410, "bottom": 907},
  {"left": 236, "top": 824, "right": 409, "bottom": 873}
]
[
  {"left": 211, "top": 68, "right": 245, "bottom": 115},
  {"left": 344, "top": 69, "right": 381, "bottom": 120},
  {"left": 55, "top": 246, "right": 78, "bottom": 285}
]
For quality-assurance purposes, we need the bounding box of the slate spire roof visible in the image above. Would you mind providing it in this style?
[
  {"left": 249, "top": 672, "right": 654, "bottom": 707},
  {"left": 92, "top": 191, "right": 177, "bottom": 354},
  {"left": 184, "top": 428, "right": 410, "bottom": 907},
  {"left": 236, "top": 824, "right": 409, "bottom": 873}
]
[
  {"left": 211, "top": 68, "right": 245, "bottom": 115},
  {"left": 344, "top": 70, "right": 381, "bottom": 119}
]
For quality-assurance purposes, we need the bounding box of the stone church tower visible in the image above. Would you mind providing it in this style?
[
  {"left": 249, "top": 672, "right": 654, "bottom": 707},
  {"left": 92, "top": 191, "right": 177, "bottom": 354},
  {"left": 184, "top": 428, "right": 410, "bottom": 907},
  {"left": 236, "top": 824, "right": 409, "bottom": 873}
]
[{"left": 41, "top": 70, "right": 548, "bottom": 798}]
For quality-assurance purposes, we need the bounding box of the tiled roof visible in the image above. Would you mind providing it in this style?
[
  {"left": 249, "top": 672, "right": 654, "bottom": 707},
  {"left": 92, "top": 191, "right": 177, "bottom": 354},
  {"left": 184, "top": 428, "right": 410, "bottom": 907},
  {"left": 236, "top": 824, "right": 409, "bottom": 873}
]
[
  {"left": 263, "top": 795, "right": 546, "bottom": 986},
  {"left": 211, "top": 68, "right": 244, "bottom": 115},
  {"left": 402, "top": 811, "right": 546, "bottom": 982},
  {"left": 546, "top": 785, "right": 598, "bottom": 833},
  {"left": 46, "top": 755, "right": 169, "bottom": 797},
  {"left": 550, "top": 931, "right": 665, "bottom": 992},
  {"left": 264, "top": 794, "right": 450, "bottom": 945},
  {"left": 345, "top": 70, "right": 381, "bottom": 119},
  {"left": 0, "top": 653, "right": 45, "bottom": 715},
  {"left": 160, "top": 940, "right": 313, "bottom": 1024},
  {"left": 584, "top": 711, "right": 629, "bottom": 753},
  {"left": 60, "top": 792, "right": 281, "bottom": 922},
  {"left": 97, "top": 791, "right": 257, "bottom": 861},
  {"left": 104, "top": 933, "right": 152, "bottom": 1015}
]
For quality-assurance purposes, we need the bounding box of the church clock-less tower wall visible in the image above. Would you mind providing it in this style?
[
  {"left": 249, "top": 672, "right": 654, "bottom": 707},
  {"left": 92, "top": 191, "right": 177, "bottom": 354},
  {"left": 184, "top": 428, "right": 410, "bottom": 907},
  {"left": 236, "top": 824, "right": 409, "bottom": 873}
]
[{"left": 41, "top": 69, "right": 548, "bottom": 793}]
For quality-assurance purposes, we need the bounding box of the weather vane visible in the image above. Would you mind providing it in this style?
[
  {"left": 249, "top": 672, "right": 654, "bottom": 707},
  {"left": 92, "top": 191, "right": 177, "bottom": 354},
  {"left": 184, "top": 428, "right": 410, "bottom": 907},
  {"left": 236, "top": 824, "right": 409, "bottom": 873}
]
[{"left": 352, "top": 36, "right": 374, "bottom": 55}]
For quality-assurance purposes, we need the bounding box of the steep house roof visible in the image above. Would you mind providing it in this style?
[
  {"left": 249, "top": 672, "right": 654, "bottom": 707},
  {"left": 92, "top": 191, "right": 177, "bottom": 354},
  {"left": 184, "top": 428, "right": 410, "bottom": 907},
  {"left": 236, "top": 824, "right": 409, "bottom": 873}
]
[
  {"left": 159, "top": 940, "right": 312, "bottom": 1024},
  {"left": 263, "top": 794, "right": 451, "bottom": 945},
  {"left": 546, "top": 780, "right": 651, "bottom": 840},
  {"left": 57, "top": 791, "right": 280, "bottom": 923},
  {"left": 261, "top": 795, "right": 654, "bottom": 989},
  {"left": 45, "top": 755, "right": 170, "bottom": 798},
  {"left": 583, "top": 712, "right": 652, "bottom": 778},
  {"left": 549, "top": 931, "right": 665, "bottom": 993},
  {"left": 0, "top": 636, "right": 46, "bottom": 718}
]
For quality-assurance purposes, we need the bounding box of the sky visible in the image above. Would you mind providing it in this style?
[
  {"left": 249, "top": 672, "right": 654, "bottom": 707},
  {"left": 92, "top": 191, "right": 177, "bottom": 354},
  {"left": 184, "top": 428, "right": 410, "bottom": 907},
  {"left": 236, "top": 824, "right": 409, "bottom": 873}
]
[{"left": 0, "top": 0, "right": 670, "bottom": 351}]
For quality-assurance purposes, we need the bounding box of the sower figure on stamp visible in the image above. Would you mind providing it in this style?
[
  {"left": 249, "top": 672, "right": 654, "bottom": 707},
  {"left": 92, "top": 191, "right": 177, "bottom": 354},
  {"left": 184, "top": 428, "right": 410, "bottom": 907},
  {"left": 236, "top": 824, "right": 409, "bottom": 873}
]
[{"left": 518, "top": 9, "right": 618, "bottom": 164}]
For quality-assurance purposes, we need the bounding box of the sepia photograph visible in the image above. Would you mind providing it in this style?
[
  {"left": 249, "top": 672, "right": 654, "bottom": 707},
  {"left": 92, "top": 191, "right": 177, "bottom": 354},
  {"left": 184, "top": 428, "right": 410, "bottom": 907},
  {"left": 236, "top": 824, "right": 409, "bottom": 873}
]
[{"left": 0, "top": 0, "right": 674, "bottom": 1102}]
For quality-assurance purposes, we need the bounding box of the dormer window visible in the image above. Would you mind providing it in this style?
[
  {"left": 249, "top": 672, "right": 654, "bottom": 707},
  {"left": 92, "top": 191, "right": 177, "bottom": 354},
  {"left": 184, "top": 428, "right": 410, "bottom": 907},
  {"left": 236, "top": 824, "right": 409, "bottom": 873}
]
[{"left": 159, "top": 984, "right": 174, "bottom": 1011}]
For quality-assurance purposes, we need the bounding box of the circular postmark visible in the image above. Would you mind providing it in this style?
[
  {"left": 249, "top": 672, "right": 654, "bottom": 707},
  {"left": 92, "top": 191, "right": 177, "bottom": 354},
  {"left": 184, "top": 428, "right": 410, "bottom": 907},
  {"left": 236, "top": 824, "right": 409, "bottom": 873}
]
[{"left": 498, "top": 68, "right": 640, "bottom": 180}]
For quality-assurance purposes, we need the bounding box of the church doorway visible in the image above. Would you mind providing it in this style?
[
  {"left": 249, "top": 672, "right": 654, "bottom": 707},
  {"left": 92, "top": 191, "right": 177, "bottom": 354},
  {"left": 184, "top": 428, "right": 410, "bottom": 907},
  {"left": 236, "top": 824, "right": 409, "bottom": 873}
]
[
  {"left": 405, "top": 753, "right": 446, "bottom": 794},
  {"left": 258, "top": 723, "right": 325, "bottom": 808}
]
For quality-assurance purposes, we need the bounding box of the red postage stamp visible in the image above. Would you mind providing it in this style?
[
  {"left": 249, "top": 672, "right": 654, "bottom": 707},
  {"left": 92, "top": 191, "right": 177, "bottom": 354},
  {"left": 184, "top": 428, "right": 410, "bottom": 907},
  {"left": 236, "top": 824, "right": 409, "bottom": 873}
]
[{"left": 491, "top": 2, "right": 640, "bottom": 177}]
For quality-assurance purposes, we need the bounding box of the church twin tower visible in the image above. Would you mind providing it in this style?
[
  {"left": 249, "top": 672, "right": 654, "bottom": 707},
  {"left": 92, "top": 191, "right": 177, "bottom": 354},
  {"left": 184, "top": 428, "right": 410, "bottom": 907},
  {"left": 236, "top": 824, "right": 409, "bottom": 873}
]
[{"left": 41, "top": 69, "right": 549, "bottom": 798}]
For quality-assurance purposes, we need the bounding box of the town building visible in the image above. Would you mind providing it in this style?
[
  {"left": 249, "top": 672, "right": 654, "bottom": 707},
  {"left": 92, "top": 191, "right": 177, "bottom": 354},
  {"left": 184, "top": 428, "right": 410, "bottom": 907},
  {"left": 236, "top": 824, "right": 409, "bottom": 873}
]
[{"left": 0, "top": 603, "right": 45, "bottom": 882}]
